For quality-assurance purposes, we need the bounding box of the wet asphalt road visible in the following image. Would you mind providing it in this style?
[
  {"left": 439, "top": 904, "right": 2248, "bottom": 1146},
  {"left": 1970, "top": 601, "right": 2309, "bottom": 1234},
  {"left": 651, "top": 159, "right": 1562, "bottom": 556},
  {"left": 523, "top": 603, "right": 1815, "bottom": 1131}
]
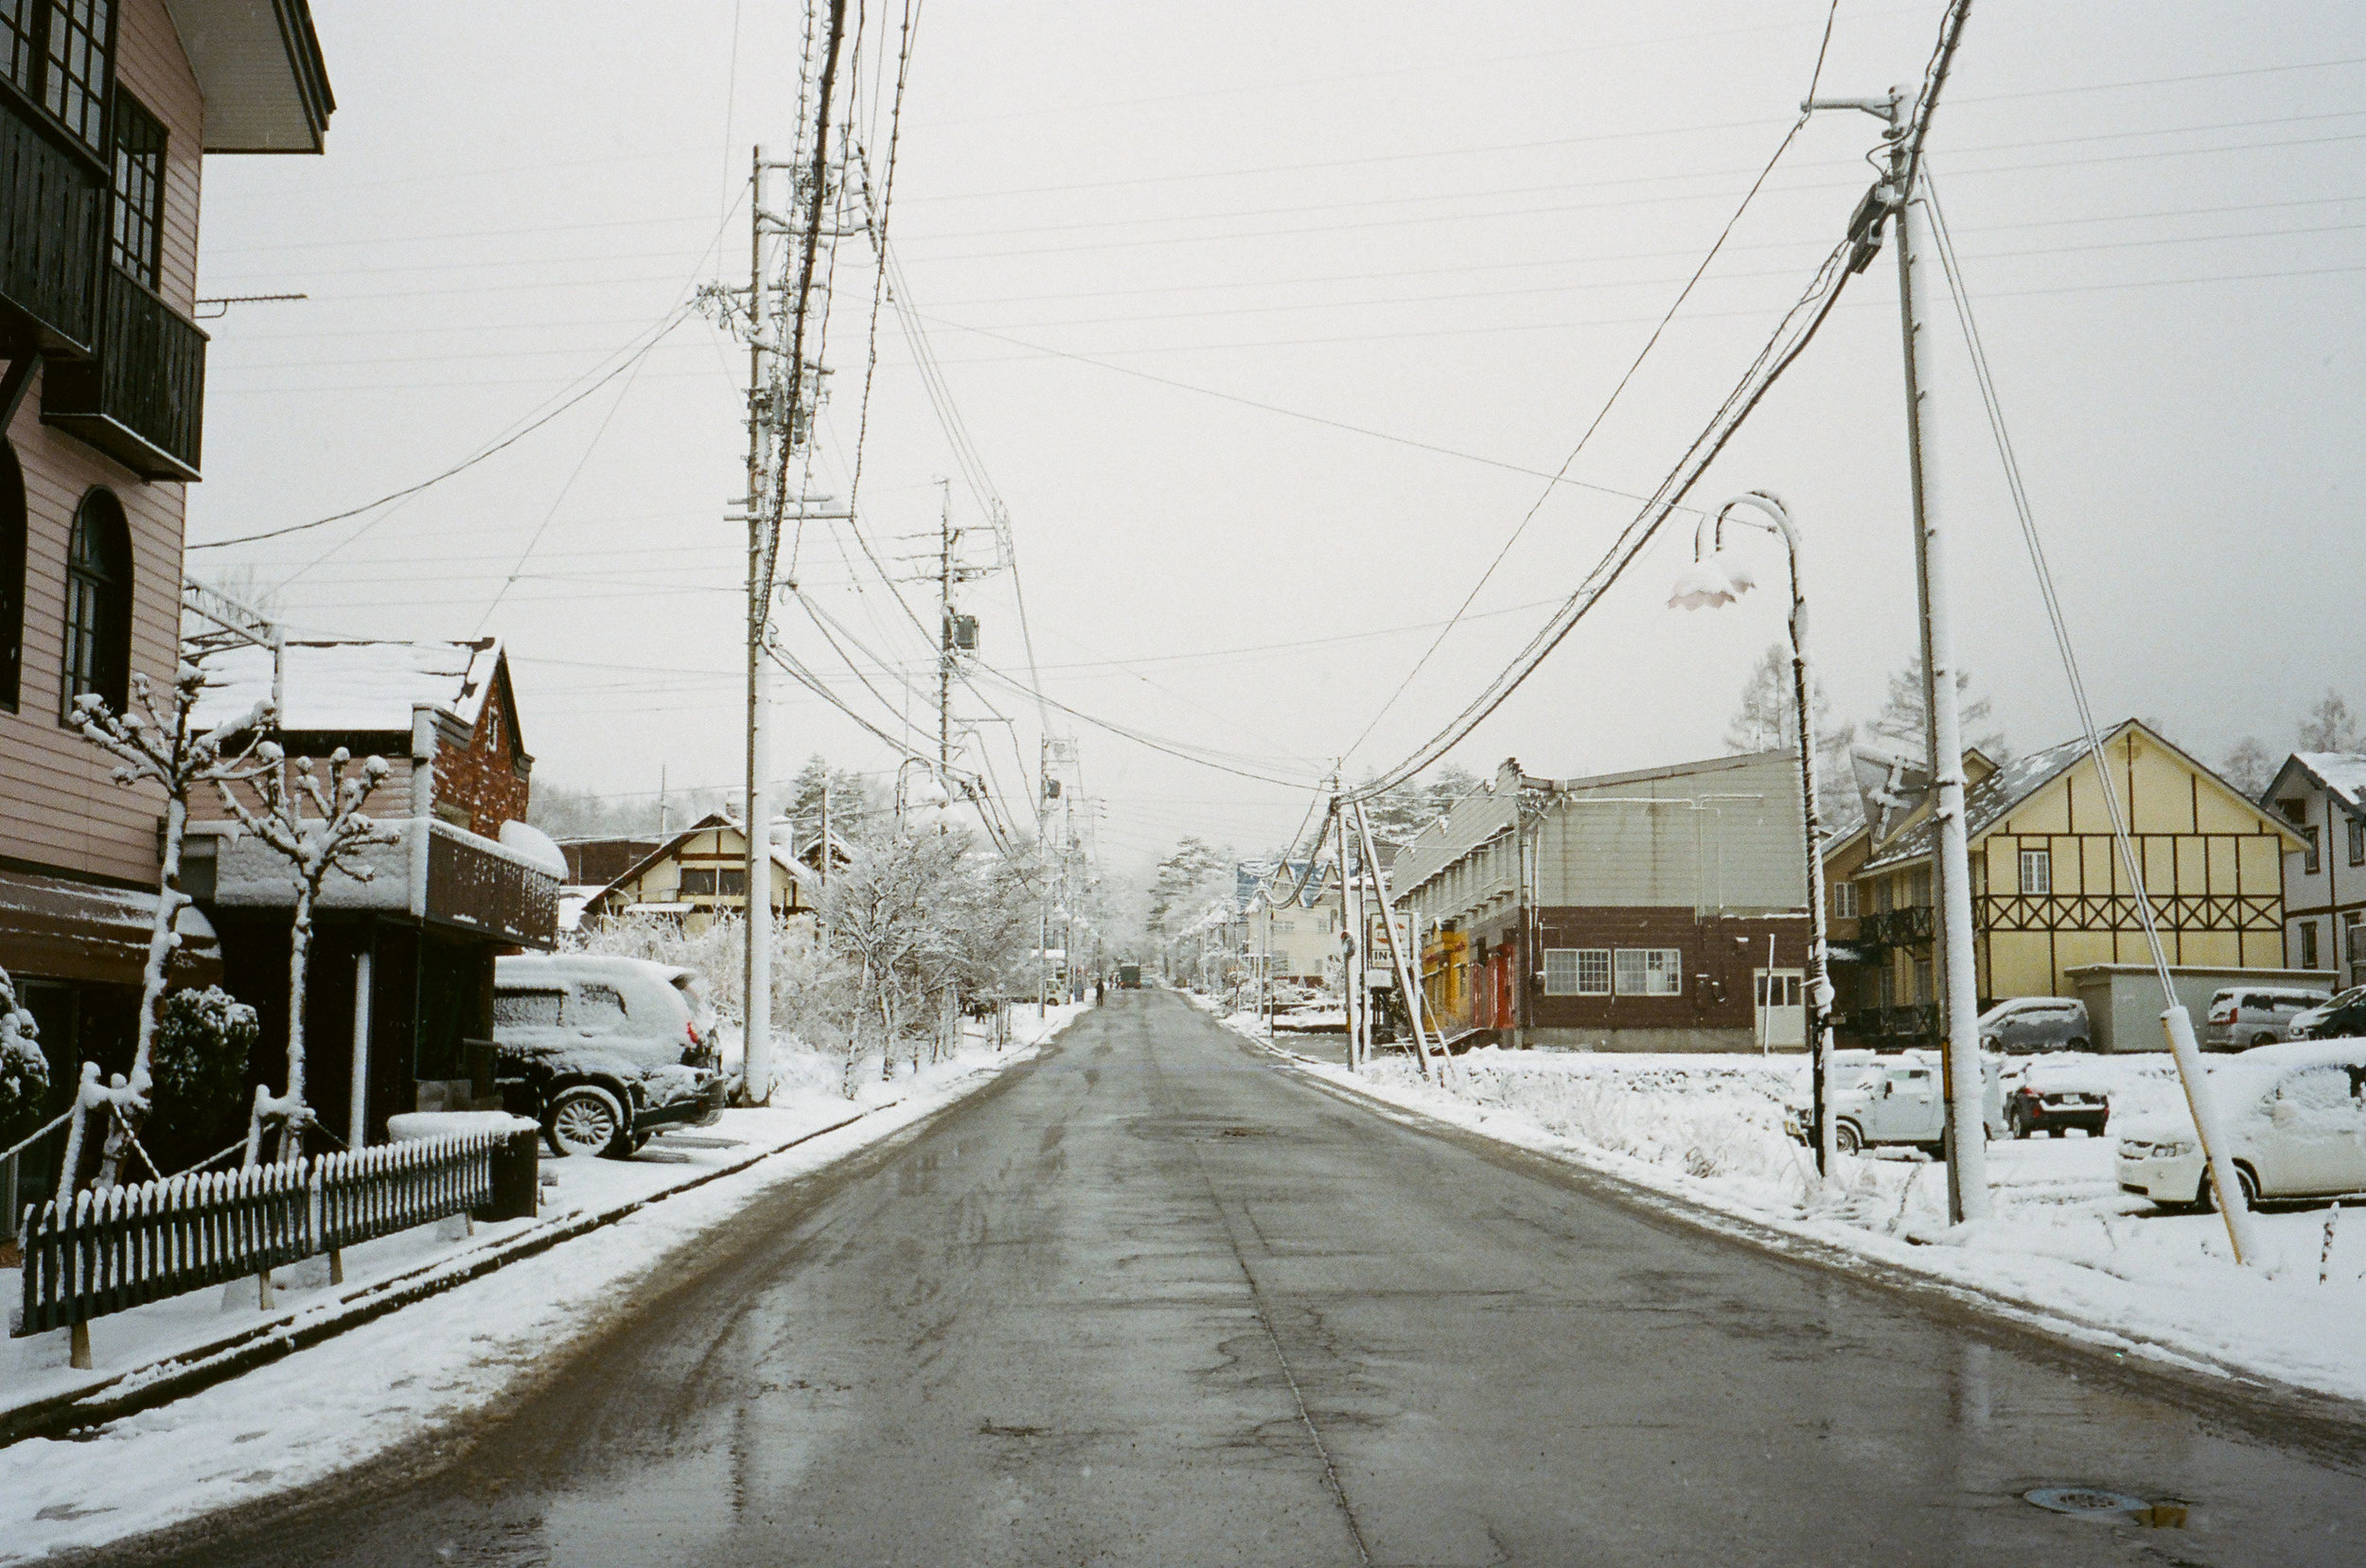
[{"left": 128, "top": 989, "right": 2366, "bottom": 1566}]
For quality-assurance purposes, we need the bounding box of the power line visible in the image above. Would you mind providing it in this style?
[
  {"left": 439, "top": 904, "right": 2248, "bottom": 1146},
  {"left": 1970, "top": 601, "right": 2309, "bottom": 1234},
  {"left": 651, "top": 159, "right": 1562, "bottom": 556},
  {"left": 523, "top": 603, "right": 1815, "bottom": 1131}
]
[{"left": 188, "top": 306, "right": 695, "bottom": 552}]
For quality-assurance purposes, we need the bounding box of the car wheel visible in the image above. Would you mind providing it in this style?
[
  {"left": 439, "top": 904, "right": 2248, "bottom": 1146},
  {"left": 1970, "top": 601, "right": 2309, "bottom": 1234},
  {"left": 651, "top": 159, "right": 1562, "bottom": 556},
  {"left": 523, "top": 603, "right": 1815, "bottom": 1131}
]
[
  {"left": 1834, "top": 1121, "right": 1863, "bottom": 1156},
  {"left": 2009, "top": 1108, "right": 2031, "bottom": 1139},
  {"left": 2066, "top": 1037, "right": 2089, "bottom": 1053},
  {"left": 2197, "top": 1162, "right": 2262, "bottom": 1212},
  {"left": 546, "top": 1085, "right": 630, "bottom": 1159},
  {"left": 2251, "top": 1032, "right": 2276, "bottom": 1048}
]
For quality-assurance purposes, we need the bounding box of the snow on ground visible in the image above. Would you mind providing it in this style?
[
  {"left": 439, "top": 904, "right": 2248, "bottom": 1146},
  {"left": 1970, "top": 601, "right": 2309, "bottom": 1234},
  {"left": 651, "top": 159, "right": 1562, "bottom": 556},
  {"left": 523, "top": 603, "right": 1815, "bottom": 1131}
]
[
  {"left": 0, "top": 1005, "right": 1082, "bottom": 1561},
  {"left": 1213, "top": 1003, "right": 2366, "bottom": 1407}
]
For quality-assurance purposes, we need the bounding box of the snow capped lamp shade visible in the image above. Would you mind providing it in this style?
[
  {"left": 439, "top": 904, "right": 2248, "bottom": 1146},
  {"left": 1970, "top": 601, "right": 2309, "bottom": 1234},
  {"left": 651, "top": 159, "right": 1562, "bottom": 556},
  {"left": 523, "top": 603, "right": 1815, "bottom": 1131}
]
[{"left": 1668, "top": 551, "right": 1757, "bottom": 610}]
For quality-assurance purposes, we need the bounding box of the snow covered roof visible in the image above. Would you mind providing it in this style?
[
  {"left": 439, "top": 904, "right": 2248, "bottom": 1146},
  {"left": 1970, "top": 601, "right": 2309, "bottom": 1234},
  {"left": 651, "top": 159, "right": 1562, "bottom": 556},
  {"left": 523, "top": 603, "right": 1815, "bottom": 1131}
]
[
  {"left": 2279, "top": 752, "right": 2366, "bottom": 815},
  {"left": 1861, "top": 720, "right": 2298, "bottom": 874},
  {"left": 189, "top": 638, "right": 503, "bottom": 734}
]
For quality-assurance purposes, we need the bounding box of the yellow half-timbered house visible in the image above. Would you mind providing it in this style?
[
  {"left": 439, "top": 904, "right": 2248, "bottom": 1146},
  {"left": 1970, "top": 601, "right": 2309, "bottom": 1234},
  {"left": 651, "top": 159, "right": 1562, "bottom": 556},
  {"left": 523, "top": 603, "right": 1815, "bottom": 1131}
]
[{"left": 1833, "top": 720, "right": 2306, "bottom": 1045}]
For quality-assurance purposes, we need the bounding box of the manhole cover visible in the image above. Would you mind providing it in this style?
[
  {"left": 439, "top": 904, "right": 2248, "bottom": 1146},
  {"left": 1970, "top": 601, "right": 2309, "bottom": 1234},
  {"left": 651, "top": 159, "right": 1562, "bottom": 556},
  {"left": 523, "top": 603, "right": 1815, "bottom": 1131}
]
[{"left": 2024, "top": 1487, "right": 2148, "bottom": 1518}]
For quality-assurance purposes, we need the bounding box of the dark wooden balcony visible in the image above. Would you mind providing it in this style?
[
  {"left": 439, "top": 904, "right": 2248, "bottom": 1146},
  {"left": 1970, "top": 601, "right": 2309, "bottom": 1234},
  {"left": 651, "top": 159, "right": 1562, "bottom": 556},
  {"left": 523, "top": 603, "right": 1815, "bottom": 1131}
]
[
  {"left": 0, "top": 104, "right": 103, "bottom": 353},
  {"left": 426, "top": 823, "right": 557, "bottom": 948},
  {"left": 42, "top": 264, "right": 206, "bottom": 481},
  {"left": 1859, "top": 904, "right": 1935, "bottom": 949}
]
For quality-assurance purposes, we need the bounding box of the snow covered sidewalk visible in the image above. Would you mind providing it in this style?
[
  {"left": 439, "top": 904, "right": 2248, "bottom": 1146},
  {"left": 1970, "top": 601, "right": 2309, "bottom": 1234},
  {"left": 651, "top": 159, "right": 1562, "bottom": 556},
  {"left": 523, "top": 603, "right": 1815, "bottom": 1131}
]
[
  {"left": 0, "top": 1005, "right": 1082, "bottom": 1561},
  {"left": 1228, "top": 1020, "right": 2366, "bottom": 1411}
]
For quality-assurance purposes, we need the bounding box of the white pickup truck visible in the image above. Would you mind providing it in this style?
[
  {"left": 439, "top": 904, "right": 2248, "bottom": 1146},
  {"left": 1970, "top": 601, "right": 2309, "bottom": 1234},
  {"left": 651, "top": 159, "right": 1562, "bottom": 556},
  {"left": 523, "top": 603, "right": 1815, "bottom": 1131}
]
[{"left": 1786, "top": 1049, "right": 2005, "bottom": 1155}]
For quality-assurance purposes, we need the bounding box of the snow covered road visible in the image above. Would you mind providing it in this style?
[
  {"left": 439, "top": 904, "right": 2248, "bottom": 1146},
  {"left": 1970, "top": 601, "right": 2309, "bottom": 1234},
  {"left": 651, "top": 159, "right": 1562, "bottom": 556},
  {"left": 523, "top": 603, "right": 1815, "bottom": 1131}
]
[{"left": 46, "top": 991, "right": 2366, "bottom": 1565}]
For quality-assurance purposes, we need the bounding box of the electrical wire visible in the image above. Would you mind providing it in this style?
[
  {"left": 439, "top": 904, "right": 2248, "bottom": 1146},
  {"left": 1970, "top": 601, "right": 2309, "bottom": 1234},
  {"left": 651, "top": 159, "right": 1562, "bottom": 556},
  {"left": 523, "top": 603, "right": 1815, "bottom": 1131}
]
[
  {"left": 1340, "top": 24, "right": 1832, "bottom": 765},
  {"left": 188, "top": 305, "right": 694, "bottom": 551}
]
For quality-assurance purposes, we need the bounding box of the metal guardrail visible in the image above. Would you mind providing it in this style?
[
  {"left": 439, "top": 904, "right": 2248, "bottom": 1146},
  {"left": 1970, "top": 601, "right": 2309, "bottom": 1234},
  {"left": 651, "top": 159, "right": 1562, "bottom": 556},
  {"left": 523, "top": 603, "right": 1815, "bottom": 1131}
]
[{"left": 16, "top": 1128, "right": 509, "bottom": 1337}]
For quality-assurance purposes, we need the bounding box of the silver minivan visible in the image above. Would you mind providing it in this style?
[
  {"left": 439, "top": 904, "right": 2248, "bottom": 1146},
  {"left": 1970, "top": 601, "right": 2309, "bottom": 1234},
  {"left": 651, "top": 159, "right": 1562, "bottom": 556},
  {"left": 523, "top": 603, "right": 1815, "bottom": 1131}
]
[{"left": 2203, "top": 987, "right": 2330, "bottom": 1051}]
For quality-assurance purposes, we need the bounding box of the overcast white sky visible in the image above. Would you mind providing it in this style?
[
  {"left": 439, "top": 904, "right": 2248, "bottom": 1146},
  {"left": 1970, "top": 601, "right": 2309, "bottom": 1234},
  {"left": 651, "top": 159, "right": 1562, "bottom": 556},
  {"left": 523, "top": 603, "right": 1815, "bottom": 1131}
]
[{"left": 188, "top": 1, "right": 2366, "bottom": 874}]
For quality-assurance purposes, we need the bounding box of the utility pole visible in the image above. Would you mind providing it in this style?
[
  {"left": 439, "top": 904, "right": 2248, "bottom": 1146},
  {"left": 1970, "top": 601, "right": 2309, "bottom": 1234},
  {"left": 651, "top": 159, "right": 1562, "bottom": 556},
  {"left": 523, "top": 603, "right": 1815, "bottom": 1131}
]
[
  {"left": 1808, "top": 23, "right": 1986, "bottom": 1218},
  {"left": 740, "top": 142, "right": 775, "bottom": 1109},
  {"left": 937, "top": 480, "right": 954, "bottom": 777},
  {"left": 1894, "top": 127, "right": 1988, "bottom": 1221}
]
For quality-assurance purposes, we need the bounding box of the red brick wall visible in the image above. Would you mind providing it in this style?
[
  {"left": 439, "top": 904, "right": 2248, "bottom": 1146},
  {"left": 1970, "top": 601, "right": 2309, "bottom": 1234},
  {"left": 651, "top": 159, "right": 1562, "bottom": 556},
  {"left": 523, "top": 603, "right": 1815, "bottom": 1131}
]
[
  {"left": 432, "top": 666, "right": 530, "bottom": 838},
  {"left": 1478, "top": 906, "right": 1810, "bottom": 1031}
]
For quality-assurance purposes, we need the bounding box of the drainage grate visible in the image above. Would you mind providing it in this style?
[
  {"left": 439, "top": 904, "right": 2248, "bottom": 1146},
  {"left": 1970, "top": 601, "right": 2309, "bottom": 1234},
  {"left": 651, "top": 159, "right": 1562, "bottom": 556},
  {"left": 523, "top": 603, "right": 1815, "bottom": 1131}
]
[{"left": 2024, "top": 1487, "right": 2149, "bottom": 1519}]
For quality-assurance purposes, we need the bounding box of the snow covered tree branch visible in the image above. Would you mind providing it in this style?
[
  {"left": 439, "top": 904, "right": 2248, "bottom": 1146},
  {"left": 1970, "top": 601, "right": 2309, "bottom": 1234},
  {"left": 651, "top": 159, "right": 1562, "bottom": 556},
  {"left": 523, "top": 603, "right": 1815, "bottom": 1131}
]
[
  {"left": 210, "top": 743, "right": 397, "bottom": 1163},
  {"left": 68, "top": 664, "right": 274, "bottom": 1190}
]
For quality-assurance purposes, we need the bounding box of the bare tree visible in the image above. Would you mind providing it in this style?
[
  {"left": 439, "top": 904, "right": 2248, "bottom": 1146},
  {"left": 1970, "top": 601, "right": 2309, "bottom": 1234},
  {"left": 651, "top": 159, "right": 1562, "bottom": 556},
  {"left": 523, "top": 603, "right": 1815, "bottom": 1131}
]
[
  {"left": 2220, "top": 736, "right": 2276, "bottom": 800},
  {"left": 66, "top": 665, "right": 271, "bottom": 1190},
  {"left": 1865, "top": 657, "right": 2004, "bottom": 765},
  {"left": 1726, "top": 641, "right": 1857, "bottom": 815},
  {"left": 2298, "top": 691, "right": 2363, "bottom": 753},
  {"left": 211, "top": 746, "right": 397, "bottom": 1162}
]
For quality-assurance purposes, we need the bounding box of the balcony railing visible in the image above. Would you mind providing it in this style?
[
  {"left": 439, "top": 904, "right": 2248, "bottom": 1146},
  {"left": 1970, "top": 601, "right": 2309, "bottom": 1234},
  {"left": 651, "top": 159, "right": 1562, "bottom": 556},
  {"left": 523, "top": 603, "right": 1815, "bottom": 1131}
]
[
  {"left": 0, "top": 104, "right": 102, "bottom": 352},
  {"left": 1859, "top": 904, "right": 1936, "bottom": 948},
  {"left": 191, "top": 818, "right": 556, "bottom": 950},
  {"left": 42, "top": 264, "right": 206, "bottom": 482},
  {"left": 425, "top": 821, "right": 557, "bottom": 946}
]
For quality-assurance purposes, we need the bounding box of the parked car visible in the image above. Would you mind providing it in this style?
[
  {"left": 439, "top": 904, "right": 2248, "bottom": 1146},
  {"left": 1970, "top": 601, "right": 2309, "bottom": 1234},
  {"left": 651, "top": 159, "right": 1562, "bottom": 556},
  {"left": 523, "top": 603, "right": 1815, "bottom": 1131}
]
[
  {"left": 2115, "top": 1039, "right": 2366, "bottom": 1208},
  {"left": 2002, "top": 1057, "right": 2110, "bottom": 1139},
  {"left": 492, "top": 955, "right": 726, "bottom": 1158},
  {"left": 2203, "top": 986, "right": 2331, "bottom": 1050},
  {"left": 2296, "top": 986, "right": 2366, "bottom": 1041},
  {"left": 1976, "top": 995, "right": 2091, "bottom": 1054},
  {"left": 1786, "top": 1049, "right": 2006, "bottom": 1155}
]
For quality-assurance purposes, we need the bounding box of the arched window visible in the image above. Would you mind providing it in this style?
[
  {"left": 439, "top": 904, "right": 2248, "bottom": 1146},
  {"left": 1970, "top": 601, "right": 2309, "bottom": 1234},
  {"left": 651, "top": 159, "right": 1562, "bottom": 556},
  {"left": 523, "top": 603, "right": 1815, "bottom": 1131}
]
[
  {"left": 61, "top": 487, "right": 130, "bottom": 721},
  {"left": 0, "top": 441, "right": 23, "bottom": 712}
]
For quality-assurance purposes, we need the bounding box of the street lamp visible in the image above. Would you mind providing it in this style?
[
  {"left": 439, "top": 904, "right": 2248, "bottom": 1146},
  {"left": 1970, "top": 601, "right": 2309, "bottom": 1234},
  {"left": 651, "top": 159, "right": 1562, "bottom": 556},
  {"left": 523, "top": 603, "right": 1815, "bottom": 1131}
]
[{"left": 1670, "top": 490, "right": 1838, "bottom": 1180}]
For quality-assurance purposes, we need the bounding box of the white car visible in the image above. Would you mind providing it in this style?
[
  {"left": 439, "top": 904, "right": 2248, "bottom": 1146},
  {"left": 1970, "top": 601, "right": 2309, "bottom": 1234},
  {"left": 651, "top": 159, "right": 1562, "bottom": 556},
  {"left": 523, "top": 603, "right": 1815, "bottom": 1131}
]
[
  {"left": 1786, "top": 1048, "right": 2005, "bottom": 1155},
  {"left": 2115, "top": 1039, "right": 2366, "bottom": 1209}
]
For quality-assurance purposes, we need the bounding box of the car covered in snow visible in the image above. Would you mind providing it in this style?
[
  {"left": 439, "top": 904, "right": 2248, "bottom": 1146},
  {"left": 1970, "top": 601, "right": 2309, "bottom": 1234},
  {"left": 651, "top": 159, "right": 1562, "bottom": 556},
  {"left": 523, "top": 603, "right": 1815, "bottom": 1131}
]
[
  {"left": 492, "top": 954, "right": 726, "bottom": 1158},
  {"left": 1976, "top": 995, "right": 2091, "bottom": 1055},
  {"left": 2202, "top": 986, "right": 2331, "bottom": 1050},
  {"left": 2002, "top": 1056, "right": 2110, "bottom": 1139},
  {"left": 1785, "top": 1048, "right": 2005, "bottom": 1155},
  {"left": 2114, "top": 1039, "right": 2366, "bottom": 1209}
]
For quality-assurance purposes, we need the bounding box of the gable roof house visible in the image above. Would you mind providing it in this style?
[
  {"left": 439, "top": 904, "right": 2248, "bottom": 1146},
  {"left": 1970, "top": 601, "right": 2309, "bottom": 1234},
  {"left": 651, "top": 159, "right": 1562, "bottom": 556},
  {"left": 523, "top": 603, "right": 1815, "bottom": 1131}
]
[
  {"left": 180, "top": 637, "right": 561, "bottom": 1146},
  {"left": 1388, "top": 751, "right": 1810, "bottom": 1053},
  {"left": 2263, "top": 751, "right": 2366, "bottom": 990},
  {"left": 0, "top": 1, "right": 333, "bottom": 1199},
  {"left": 1829, "top": 719, "right": 2315, "bottom": 1049},
  {"left": 575, "top": 812, "right": 826, "bottom": 936}
]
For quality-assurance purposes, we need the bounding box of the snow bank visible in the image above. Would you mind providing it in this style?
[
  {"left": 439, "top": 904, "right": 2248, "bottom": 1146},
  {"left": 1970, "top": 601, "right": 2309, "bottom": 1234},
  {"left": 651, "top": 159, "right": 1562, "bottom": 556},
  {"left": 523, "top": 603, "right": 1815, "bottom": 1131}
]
[{"left": 1246, "top": 1036, "right": 2366, "bottom": 1406}]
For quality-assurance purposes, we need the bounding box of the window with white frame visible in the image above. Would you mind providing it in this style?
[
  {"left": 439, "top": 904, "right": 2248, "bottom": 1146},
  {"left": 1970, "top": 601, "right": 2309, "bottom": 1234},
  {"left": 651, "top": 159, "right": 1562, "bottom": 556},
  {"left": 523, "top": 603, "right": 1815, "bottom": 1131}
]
[
  {"left": 1833, "top": 881, "right": 1858, "bottom": 919},
  {"left": 2018, "top": 847, "right": 2052, "bottom": 895},
  {"left": 1543, "top": 948, "right": 1612, "bottom": 996},
  {"left": 1614, "top": 947, "right": 1682, "bottom": 996}
]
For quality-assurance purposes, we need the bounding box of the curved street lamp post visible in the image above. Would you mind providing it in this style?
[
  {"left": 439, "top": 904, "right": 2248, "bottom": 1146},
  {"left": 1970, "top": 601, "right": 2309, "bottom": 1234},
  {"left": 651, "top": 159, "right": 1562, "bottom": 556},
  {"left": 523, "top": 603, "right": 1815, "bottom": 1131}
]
[{"left": 1669, "top": 490, "right": 1838, "bottom": 1179}]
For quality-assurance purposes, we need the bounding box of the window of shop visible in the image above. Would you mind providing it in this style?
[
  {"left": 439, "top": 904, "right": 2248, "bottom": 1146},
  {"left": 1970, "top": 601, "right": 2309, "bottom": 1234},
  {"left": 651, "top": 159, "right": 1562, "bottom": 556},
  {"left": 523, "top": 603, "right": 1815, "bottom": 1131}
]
[{"left": 1614, "top": 947, "right": 1681, "bottom": 996}]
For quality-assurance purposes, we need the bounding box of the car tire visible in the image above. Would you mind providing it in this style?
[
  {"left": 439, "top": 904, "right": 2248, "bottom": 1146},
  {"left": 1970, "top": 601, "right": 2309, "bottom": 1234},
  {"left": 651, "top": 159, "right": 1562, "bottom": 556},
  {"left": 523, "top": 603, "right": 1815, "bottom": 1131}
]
[
  {"left": 2251, "top": 1032, "right": 2276, "bottom": 1048},
  {"left": 1834, "top": 1121, "right": 1863, "bottom": 1156},
  {"left": 2197, "top": 1162, "right": 2263, "bottom": 1213},
  {"left": 545, "top": 1085, "right": 631, "bottom": 1159},
  {"left": 2066, "top": 1037, "right": 2089, "bottom": 1053},
  {"left": 2009, "top": 1108, "right": 2031, "bottom": 1139}
]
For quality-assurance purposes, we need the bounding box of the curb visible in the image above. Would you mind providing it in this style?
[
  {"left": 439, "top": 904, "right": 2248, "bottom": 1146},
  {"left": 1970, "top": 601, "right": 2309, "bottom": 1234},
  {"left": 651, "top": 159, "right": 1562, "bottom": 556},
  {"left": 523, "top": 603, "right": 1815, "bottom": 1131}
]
[{"left": 0, "top": 1031, "right": 1068, "bottom": 1448}]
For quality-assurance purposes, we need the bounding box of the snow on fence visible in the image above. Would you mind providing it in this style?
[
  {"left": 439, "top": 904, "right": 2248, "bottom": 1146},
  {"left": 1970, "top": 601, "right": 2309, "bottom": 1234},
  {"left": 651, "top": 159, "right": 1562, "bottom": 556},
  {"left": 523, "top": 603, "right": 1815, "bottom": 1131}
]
[{"left": 15, "top": 1128, "right": 507, "bottom": 1337}]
